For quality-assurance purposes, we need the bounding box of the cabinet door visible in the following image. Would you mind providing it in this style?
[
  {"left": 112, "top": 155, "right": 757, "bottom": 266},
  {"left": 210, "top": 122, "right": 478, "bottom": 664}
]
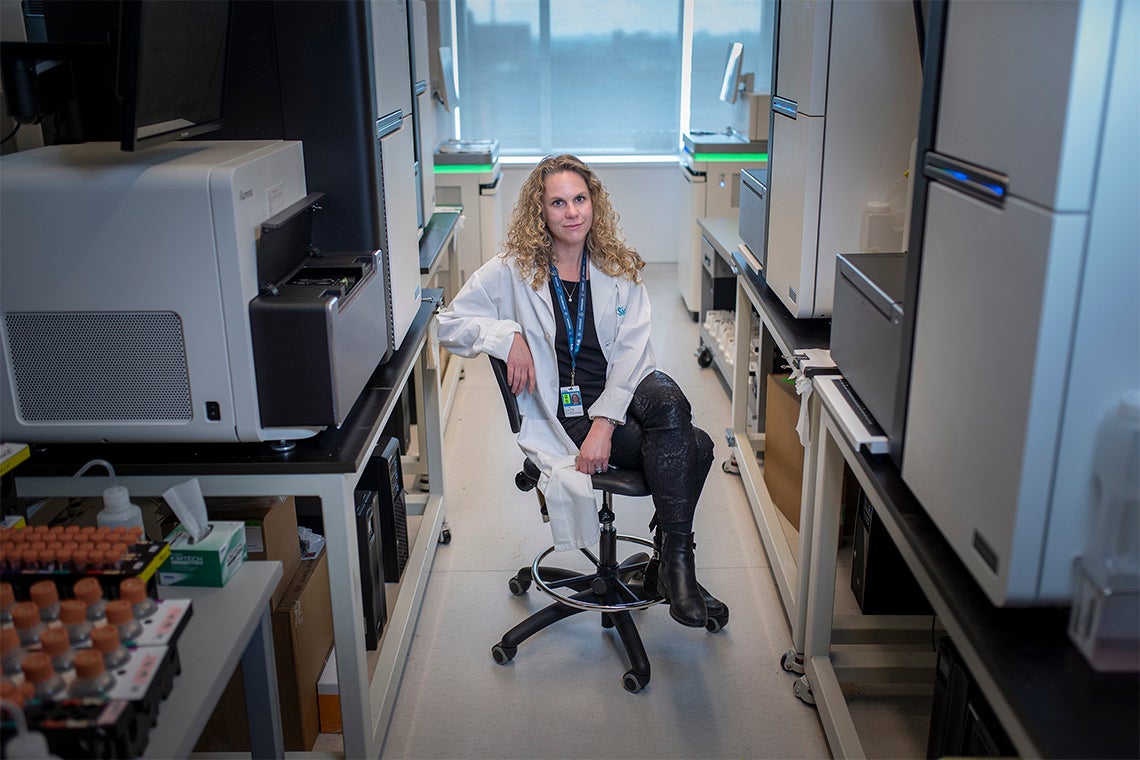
[
  {"left": 935, "top": 0, "right": 1113, "bottom": 211},
  {"left": 409, "top": 0, "right": 430, "bottom": 85},
  {"left": 902, "top": 182, "right": 1086, "bottom": 605},
  {"left": 766, "top": 111, "right": 825, "bottom": 317},
  {"left": 380, "top": 119, "right": 422, "bottom": 349},
  {"left": 774, "top": 0, "right": 831, "bottom": 116},
  {"left": 370, "top": 0, "right": 414, "bottom": 117}
]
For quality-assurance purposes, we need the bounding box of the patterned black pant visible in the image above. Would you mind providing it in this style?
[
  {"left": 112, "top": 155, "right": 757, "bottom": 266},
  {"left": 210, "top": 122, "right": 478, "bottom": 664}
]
[{"left": 560, "top": 371, "right": 714, "bottom": 529}]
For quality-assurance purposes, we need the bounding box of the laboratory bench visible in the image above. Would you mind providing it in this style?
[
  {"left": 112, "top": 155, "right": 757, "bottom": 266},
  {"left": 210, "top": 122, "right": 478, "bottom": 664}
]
[
  {"left": 696, "top": 216, "right": 831, "bottom": 400},
  {"left": 150, "top": 561, "right": 285, "bottom": 758},
  {"left": 15, "top": 293, "right": 448, "bottom": 759},
  {"left": 710, "top": 215, "right": 830, "bottom": 644},
  {"left": 693, "top": 218, "right": 744, "bottom": 391},
  {"left": 713, "top": 201, "right": 1140, "bottom": 757},
  {"left": 806, "top": 376, "right": 1140, "bottom": 758}
]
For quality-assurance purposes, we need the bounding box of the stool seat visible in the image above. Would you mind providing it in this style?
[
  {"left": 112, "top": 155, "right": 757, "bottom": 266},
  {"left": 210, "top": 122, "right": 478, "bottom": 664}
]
[{"left": 520, "top": 457, "right": 650, "bottom": 498}]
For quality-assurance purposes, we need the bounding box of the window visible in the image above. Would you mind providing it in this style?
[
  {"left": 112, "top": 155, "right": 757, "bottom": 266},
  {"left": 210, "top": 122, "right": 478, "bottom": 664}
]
[
  {"left": 455, "top": 0, "right": 683, "bottom": 156},
  {"left": 688, "top": 0, "right": 772, "bottom": 135}
]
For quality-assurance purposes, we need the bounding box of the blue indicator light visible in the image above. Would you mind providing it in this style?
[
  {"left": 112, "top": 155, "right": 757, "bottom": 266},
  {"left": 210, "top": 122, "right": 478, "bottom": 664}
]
[{"left": 949, "top": 170, "right": 969, "bottom": 181}]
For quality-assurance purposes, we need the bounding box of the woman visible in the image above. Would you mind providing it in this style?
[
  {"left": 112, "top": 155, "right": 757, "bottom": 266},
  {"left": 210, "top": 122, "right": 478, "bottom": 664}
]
[{"left": 436, "top": 154, "right": 719, "bottom": 627}]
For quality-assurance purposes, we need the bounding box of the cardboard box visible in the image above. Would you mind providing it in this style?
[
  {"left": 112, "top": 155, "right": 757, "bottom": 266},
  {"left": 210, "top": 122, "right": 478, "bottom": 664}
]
[
  {"left": 273, "top": 548, "right": 334, "bottom": 750},
  {"left": 194, "top": 549, "right": 333, "bottom": 752},
  {"left": 158, "top": 520, "right": 245, "bottom": 587},
  {"left": 206, "top": 496, "right": 300, "bottom": 609},
  {"left": 763, "top": 374, "right": 805, "bottom": 531}
]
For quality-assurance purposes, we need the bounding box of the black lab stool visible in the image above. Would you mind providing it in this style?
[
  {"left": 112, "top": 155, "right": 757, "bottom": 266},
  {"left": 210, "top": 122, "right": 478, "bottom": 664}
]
[{"left": 487, "top": 356, "right": 661, "bottom": 692}]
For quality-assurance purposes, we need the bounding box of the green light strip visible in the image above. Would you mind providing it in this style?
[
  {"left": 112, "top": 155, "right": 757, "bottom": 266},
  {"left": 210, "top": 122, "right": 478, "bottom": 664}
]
[
  {"left": 433, "top": 163, "right": 495, "bottom": 174},
  {"left": 691, "top": 152, "right": 768, "bottom": 162}
]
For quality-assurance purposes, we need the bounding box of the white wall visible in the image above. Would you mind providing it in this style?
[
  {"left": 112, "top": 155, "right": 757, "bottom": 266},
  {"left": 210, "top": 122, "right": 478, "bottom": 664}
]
[{"left": 498, "top": 162, "right": 685, "bottom": 264}]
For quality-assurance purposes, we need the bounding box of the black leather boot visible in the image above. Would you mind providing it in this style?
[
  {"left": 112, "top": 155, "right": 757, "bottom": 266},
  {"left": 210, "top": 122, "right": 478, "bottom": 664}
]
[
  {"left": 657, "top": 531, "right": 707, "bottom": 627},
  {"left": 645, "top": 530, "right": 728, "bottom": 621}
]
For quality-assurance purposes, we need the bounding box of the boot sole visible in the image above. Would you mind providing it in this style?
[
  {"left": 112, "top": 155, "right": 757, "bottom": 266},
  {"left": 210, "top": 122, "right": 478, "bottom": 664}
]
[
  {"left": 651, "top": 570, "right": 728, "bottom": 620},
  {"left": 659, "top": 581, "right": 708, "bottom": 627},
  {"left": 668, "top": 607, "right": 708, "bottom": 627}
]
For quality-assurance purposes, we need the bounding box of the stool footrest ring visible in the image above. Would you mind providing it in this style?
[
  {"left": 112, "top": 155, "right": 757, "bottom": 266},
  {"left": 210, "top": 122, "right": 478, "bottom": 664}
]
[{"left": 531, "top": 536, "right": 664, "bottom": 613}]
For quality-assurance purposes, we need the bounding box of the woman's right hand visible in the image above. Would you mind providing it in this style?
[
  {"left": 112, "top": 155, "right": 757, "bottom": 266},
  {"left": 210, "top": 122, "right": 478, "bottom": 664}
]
[{"left": 506, "top": 333, "right": 536, "bottom": 395}]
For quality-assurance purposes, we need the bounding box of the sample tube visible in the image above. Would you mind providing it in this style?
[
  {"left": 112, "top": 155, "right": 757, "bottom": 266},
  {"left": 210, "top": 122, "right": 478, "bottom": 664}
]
[
  {"left": 21, "top": 651, "right": 67, "bottom": 701},
  {"left": 0, "top": 582, "right": 15, "bottom": 628},
  {"left": 105, "top": 600, "right": 143, "bottom": 644},
  {"left": 119, "top": 578, "right": 158, "bottom": 621},
  {"left": 29, "top": 580, "right": 62, "bottom": 628},
  {"left": 11, "top": 601, "right": 44, "bottom": 648},
  {"left": 38, "top": 627, "right": 76, "bottom": 685},
  {"left": 90, "top": 624, "right": 131, "bottom": 670},
  {"left": 72, "top": 548, "right": 91, "bottom": 573},
  {"left": 72, "top": 577, "right": 107, "bottom": 627},
  {"left": 69, "top": 648, "right": 117, "bottom": 698},
  {"left": 0, "top": 677, "right": 30, "bottom": 708},
  {"left": 59, "top": 599, "right": 93, "bottom": 646},
  {"left": 1, "top": 626, "right": 28, "bottom": 686}
]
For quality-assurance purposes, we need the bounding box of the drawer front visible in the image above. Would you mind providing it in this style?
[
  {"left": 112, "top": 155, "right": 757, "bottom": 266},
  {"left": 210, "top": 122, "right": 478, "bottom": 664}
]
[{"left": 739, "top": 171, "right": 767, "bottom": 271}]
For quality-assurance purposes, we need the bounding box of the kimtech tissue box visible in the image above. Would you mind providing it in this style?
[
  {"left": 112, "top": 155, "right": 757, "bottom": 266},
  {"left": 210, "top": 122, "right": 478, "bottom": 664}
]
[{"left": 158, "top": 520, "right": 246, "bottom": 588}]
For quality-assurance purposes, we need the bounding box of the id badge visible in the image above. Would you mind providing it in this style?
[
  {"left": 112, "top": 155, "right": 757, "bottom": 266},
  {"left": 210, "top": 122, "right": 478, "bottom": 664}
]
[{"left": 560, "top": 385, "right": 584, "bottom": 418}]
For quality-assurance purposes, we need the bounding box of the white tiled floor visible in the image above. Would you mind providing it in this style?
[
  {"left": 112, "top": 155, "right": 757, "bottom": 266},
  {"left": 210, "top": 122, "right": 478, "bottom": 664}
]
[{"left": 379, "top": 264, "right": 924, "bottom": 759}]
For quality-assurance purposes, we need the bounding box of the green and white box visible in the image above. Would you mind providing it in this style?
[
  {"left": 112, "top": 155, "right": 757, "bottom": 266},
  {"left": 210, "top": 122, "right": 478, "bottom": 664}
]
[{"left": 159, "top": 520, "right": 247, "bottom": 588}]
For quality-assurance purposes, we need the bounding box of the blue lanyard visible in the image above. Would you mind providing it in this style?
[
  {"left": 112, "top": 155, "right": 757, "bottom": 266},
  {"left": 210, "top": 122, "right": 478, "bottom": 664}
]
[{"left": 550, "top": 251, "right": 589, "bottom": 385}]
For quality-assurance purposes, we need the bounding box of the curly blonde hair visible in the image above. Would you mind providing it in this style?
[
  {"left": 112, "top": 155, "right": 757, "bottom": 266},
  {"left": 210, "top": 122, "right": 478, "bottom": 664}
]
[{"left": 501, "top": 154, "right": 645, "bottom": 290}]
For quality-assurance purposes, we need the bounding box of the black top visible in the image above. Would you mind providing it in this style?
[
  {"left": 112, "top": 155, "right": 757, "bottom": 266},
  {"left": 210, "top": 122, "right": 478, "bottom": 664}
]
[{"left": 549, "top": 277, "right": 607, "bottom": 418}]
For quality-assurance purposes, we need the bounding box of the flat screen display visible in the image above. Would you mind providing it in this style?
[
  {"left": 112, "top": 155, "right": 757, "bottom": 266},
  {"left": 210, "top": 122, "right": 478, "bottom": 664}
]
[
  {"left": 119, "top": 0, "right": 231, "bottom": 151},
  {"left": 718, "top": 42, "right": 745, "bottom": 105}
]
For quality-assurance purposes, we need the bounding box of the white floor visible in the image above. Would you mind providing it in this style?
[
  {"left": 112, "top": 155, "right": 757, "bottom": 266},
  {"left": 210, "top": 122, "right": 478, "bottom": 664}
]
[{"left": 378, "top": 264, "right": 918, "bottom": 759}]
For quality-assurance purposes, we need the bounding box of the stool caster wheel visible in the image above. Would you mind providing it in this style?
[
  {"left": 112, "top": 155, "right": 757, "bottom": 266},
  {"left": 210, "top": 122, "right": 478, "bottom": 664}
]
[
  {"left": 601, "top": 613, "right": 615, "bottom": 629},
  {"left": 780, "top": 648, "right": 805, "bottom": 674},
  {"left": 705, "top": 610, "right": 729, "bottom": 633},
  {"left": 491, "top": 643, "right": 516, "bottom": 664},
  {"left": 622, "top": 670, "right": 650, "bottom": 693},
  {"left": 508, "top": 576, "right": 531, "bottom": 595},
  {"left": 696, "top": 346, "right": 713, "bottom": 368},
  {"left": 438, "top": 527, "right": 452, "bottom": 545}
]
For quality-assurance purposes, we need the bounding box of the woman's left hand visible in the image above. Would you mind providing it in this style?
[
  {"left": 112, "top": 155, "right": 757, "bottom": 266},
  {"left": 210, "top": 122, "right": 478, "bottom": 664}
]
[{"left": 576, "top": 418, "right": 615, "bottom": 474}]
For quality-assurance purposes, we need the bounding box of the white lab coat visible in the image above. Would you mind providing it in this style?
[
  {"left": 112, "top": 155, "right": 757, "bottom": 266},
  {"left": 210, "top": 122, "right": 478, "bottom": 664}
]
[{"left": 436, "top": 253, "right": 656, "bottom": 550}]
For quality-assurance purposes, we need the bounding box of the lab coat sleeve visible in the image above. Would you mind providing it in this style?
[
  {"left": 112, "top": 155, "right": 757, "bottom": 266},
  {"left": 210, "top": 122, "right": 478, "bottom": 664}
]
[
  {"left": 435, "top": 259, "right": 522, "bottom": 361},
  {"left": 589, "top": 279, "right": 655, "bottom": 424}
]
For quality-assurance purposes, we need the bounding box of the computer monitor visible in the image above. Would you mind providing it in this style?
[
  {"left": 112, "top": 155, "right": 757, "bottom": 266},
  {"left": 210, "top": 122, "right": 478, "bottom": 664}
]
[
  {"left": 0, "top": 0, "right": 231, "bottom": 151},
  {"left": 432, "top": 46, "right": 459, "bottom": 112},
  {"left": 118, "top": 0, "right": 232, "bottom": 151},
  {"left": 718, "top": 42, "right": 746, "bottom": 105}
]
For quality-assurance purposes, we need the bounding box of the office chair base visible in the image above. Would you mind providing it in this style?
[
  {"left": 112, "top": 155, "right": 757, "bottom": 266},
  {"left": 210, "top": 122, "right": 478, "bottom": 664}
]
[
  {"left": 492, "top": 598, "right": 653, "bottom": 693},
  {"left": 492, "top": 538, "right": 659, "bottom": 690}
]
